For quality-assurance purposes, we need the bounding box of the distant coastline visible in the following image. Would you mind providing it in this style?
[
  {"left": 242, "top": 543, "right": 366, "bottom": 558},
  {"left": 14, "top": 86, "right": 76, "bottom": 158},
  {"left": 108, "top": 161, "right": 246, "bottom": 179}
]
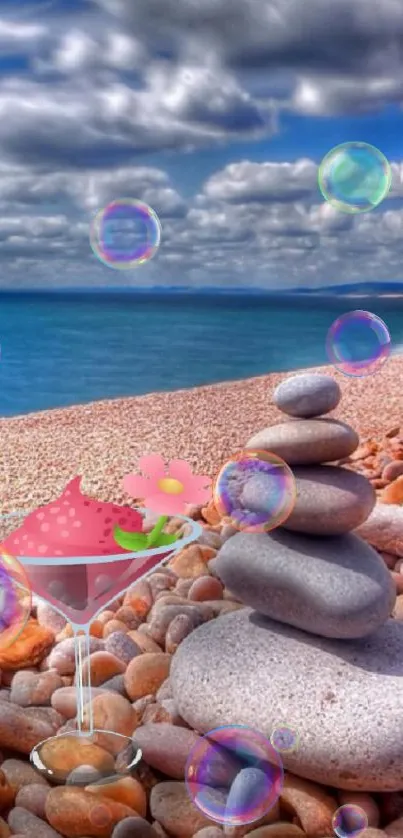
[{"left": 0, "top": 281, "right": 403, "bottom": 297}]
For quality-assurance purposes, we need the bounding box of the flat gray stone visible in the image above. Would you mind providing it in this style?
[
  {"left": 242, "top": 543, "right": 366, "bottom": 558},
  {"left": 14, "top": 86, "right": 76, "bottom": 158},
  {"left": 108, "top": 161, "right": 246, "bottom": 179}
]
[
  {"left": 283, "top": 465, "right": 376, "bottom": 535},
  {"left": 246, "top": 419, "right": 358, "bottom": 466},
  {"left": 212, "top": 529, "right": 395, "bottom": 639},
  {"left": 273, "top": 374, "right": 341, "bottom": 418},
  {"left": 171, "top": 608, "right": 403, "bottom": 792}
]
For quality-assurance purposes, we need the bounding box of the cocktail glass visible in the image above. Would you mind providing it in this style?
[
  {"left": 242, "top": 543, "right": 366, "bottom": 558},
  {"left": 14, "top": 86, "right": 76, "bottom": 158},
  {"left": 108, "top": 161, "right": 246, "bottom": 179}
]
[{"left": 0, "top": 509, "right": 202, "bottom": 784}]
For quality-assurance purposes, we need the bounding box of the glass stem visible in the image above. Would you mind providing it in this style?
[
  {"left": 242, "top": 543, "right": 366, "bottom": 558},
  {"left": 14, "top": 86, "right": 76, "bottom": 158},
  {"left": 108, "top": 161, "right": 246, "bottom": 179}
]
[
  {"left": 74, "top": 628, "right": 93, "bottom": 734},
  {"left": 147, "top": 514, "right": 169, "bottom": 547}
]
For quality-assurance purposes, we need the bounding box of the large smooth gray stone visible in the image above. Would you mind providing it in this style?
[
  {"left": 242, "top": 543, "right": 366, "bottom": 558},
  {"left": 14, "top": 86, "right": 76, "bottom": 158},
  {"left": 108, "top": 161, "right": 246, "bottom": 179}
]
[
  {"left": 212, "top": 530, "right": 395, "bottom": 639},
  {"left": 171, "top": 608, "right": 403, "bottom": 792},
  {"left": 273, "top": 374, "right": 341, "bottom": 418},
  {"left": 283, "top": 465, "right": 376, "bottom": 535},
  {"left": 246, "top": 419, "right": 358, "bottom": 465}
]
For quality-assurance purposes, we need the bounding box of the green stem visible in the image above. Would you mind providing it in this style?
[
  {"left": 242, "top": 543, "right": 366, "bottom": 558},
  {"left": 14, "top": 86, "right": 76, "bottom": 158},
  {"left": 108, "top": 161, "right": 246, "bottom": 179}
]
[{"left": 147, "top": 515, "right": 169, "bottom": 548}]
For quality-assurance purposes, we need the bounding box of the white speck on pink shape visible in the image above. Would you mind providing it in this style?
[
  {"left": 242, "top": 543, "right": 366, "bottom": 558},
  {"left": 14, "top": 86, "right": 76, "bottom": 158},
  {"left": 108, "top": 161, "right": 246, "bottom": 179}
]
[
  {"left": 68, "top": 508, "right": 76, "bottom": 518},
  {"left": 57, "top": 516, "right": 67, "bottom": 525},
  {"left": 55, "top": 550, "right": 63, "bottom": 556},
  {"left": 36, "top": 512, "right": 45, "bottom": 520},
  {"left": 65, "top": 491, "right": 71, "bottom": 497},
  {"left": 72, "top": 520, "right": 82, "bottom": 528},
  {"left": 40, "top": 523, "right": 50, "bottom": 533},
  {"left": 27, "top": 541, "right": 34, "bottom": 549},
  {"left": 49, "top": 507, "right": 60, "bottom": 515},
  {"left": 14, "top": 538, "right": 19, "bottom": 545},
  {"left": 61, "top": 530, "right": 70, "bottom": 538},
  {"left": 38, "top": 544, "right": 48, "bottom": 554},
  {"left": 22, "top": 534, "right": 28, "bottom": 542}
]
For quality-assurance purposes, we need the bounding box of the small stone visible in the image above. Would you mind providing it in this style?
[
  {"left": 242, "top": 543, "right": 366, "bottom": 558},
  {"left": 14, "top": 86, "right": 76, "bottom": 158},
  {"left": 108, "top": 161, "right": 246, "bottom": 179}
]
[
  {"left": 127, "top": 630, "right": 162, "bottom": 654},
  {"left": 15, "top": 783, "right": 50, "bottom": 818},
  {"left": 85, "top": 775, "right": 147, "bottom": 816},
  {"left": 0, "top": 768, "right": 14, "bottom": 808},
  {"left": 165, "top": 614, "right": 199, "bottom": 654},
  {"left": 385, "top": 817, "right": 403, "bottom": 836},
  {"left": 123, "top": 581, "right": 154, "bottom": 618},
  {"left": 10, "top": 670, "right": 63, "bottom": 706},
  {"left": 393, "top": 595, "right": 403, "bottom": 621},
  {"left": 193, "top": 830, "right": 223, "bottom": 838},
  {"left": 112, "top": 817, "right": 159, "bottom": 838},
  {"left": 124, "top": 653, "right": 172, "bottom": 701},
  {"left": 337, "top": 792, "right": 379, "bottom": 828},
  {"left": 213, "top": 529, "right": 395, "bottom": 639},
  {"left": 51, "top": 686, "right": 108, "bottom": 718},
  {"left": 246, "top": 418, "right": 359, "bottom": 466},
  {"left": 134, "top": 723, "right": 202, "bottom": 779},
  {"left": 114, "top": 606, "right": 142, "bottom": 630},
  {"left": 171, "top": 608, "right": 403, "bottom": 791},
  {"left": 382, "top": 461, "right": 403, "bottom": 482},
  {"left": 36, "top": 603, "right": 67, "bottom": 634},
  {"left": 77, "top": 651, "right": 126, "bottom": 687},
  {"left": 168, "top": 544, "right": 216, "bottom": 578},
  {"left": 37, "top": 737, "right": 115, "bottom": 783},
  {"left": 104, "top": 632, "right": 142, "bottom": 665},
  {"left": 45, "top": 787, "right": 137, "bottom": 838},
  {"left": 148, "top": 573, "right": 177, "bottom": 600},
  {"left": 273, "top": 373, "right": 341, "bottom": 418},
  {"left": 103, "top": 620, "right": 129, "bottom": 638},
  {"left": 150, "top": 781, "right": 212, "bottom": 837},
  {"left": 284, "top": 466, "right": 376, "bottom": 535},
  {"left": 201, "top": 500, "right": 222, "bottom": 526},
  {"left": 90, "top": 691, "right": 138, "bottom": 738},
  {"left": 8, "top": 807, "right": 63, "bottom": 838},
  {"left": 101, "top": 674, "right": 128, "bottom": 696},
  {"left": 390, "top": 572, "right": 403, "bottom": 596},
  {"left": 147, "top": 604, "right": 205, "bottom": 646},
  {"left": 0, "top": 703, "right": 62, "bottom": 755},
  {"left": 66, "top": 766, "right": 102, "bottom": 786},
  {"left": 381, "top": 476, "right": 403, "bottom": 505},
  {"left": 1, "top": 758, "right": 50, "bottom": 792},
  {"left": 0, "top": 621, "right": 54, "bottom": 670},
  {"left": 188, "top": 576, "right": 224, "bottom": 602},
  {"left": 280, "top": 773, "right": 337, "bottom": 837},
  {"left": 47, "top": 637, "right": 104, "bottom": 676},
  {"left": 356, "top": 505, "right": 403, "bottom": 557}
]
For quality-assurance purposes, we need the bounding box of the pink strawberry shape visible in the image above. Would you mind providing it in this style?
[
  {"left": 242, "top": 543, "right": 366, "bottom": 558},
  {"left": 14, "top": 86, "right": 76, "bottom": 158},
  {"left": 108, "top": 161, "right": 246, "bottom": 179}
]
[{"left": 4, "top": 476, "right": 144, "bottom": 558}]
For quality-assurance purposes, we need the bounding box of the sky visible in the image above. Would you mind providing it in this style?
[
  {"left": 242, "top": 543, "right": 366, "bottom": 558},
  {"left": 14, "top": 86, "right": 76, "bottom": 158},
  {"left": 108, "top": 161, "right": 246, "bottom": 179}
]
[{"left": 1, "top": 0, "right": 403, "bottom": 289}]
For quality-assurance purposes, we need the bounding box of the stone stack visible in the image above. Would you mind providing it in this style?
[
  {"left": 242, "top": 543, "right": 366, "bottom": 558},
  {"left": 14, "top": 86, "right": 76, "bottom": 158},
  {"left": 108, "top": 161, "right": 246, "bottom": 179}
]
[{"left": 170, "top": 373, "right": 403, "bottom": 793}]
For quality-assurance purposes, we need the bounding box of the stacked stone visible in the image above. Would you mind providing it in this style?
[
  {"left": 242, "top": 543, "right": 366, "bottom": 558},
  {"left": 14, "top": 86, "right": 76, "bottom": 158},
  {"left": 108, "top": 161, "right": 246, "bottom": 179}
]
[{"left": 170, "top": 373, "right": 402, "bottom": 793}]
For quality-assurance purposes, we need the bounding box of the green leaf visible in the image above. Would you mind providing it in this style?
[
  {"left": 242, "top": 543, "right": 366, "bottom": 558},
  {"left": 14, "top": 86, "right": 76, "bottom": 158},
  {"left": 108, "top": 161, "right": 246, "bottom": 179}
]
[
  {"left": 113, "top": 527, "right": 149, "bottom": 552},
  {"left": 151, "top": 532, "right": 180, "bottom": 547}
]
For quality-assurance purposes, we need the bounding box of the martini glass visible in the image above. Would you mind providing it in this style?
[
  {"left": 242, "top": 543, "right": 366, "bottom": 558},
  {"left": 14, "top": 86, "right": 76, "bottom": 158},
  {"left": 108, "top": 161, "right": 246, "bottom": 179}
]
[{"left": 0, "top": 509, "right": 202, "bottom": 785}]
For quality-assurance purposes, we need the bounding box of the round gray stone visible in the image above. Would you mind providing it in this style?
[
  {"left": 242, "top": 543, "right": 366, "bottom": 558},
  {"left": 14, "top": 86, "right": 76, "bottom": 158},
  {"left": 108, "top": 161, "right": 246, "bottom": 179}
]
[
  {"left": 246, "top": 419, "right": 358, "bottom": 466},
  {"left": 283, "top": 465, "right": 376, "bottom": 535},
  {"left": 212, "top": 529, "right": 395, "bottom": 639},
  {"left": 273, "top": 373, "right": 341, "bottom": 418},
  {"left": 170, "top": 608, "right": 403, "bottom": 792}
]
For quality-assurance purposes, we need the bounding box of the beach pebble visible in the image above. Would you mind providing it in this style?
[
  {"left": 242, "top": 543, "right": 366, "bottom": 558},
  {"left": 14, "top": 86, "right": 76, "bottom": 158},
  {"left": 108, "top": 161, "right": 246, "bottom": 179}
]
[
  {"left": 188, "top": 576, "right": 224, "bottom": 602},
  {"left": 10, "top": 670, "right": 64, "bottom": 707},
  {"left": 51, "top": 686, "right": 108, "bottom": 718},
  {"left": 0, "top": 768, "right": 14, "bottom": 808},
  {"left": 103, "top": 620, "right": 129, "bottom": 638},
  {"left": 15, "top": 784, "right": 50, "bottom": 819},
  {"left": 127, "top": 630, "right": 162, "bottom": 654},
  {"left": 111, "top": 817, "right": 159, "bottom": 838},
  {"left": 104, "top": 632, "right": 142, "bottom": 665},
  {"left": 78, "top": 651, "right": 126, "bottom": 687},
  {"left": 66, "top": 766, "right": 102, "bottom": 786},
  {"left": 36, "top": 603, "right": 67, "bottom": 635},
  {"left": 101, "top": 674, "right": 127, "bottom": 696},
  {"left": 385, "top": 817, "right": 403, "bottom": 836},
  {"left": 47, "top": 638, "right": 104, "bottom": 676},
  {"left": 356, "top": 504, "right": 403, "bottom": 557},
  {"left": 150, "top": 781, "right": 213, "bottom": 837},
  {"left": 273, "top": 373, "right": 341, "bottom": 418},
  {"left": 213, "top": 530, "right": 395, "bottom": 639},
  {"left": 246, "top": 418, "right": 359, "bottom": 466},
  {"left": 85, "top": 775, "right": 147, "bottom": 816},
  {"left": 123, "top": 581, "right": 154, "bottom": 619},
  {"left": 382, "top": 461, "right": 403, "bottom": 482},
  {"left": 192, "top": 830, "right": 223, "bottom": 838},
  {"left": 45, "top": 787, "right": 137, "bottom": 838},
  {"left": 0, "top": 621, "right": 54, "bottom": 671},
  {"left": 147, "top": 604, "right": 205, "bottom": 646},
  {"left": 134, "top": 723, "right": 201, "bottom": 779},
  {"left": 37, "top": 737, "right": 115, "bottom": 783},
  {"left": 124, "top": 653, "right": 171, "bottom": 701},
  {"left": 171, "top": 607, "right": 403, "bottom": 791},
  {"left": 113, "top": 606, "right": 142, "bottom": 630},
  {"left": 165, "top": 614, "right": 199, "bottom": 653},
  {"left": 90, "top": 692, "right": 138, "bottom": 738},
  {"left": 284, "top": 466, "right": 376, "bottom": 535},
  {"left": 8, "top": 807, "right": 63, "bottom": 838},
  {"left": 280, "top": 773, "right": 337, "bottom": 837},
  {"left": 1, "top": 758, "right": 49, "bottom": 792},
  {"left": 168, "top": 544, "right": 216, "bottom": 578},
  {"left": 337, "top": 792, "right": 380, "bottom": 828},
  {"left": 0, "top": 703, "right": 62, "bottom": 755}
]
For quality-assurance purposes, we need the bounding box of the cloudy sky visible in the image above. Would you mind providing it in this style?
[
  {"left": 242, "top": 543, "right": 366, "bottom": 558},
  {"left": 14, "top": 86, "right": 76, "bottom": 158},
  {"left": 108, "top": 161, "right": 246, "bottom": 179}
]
[{"left": 1, "top": 0, "right": 403, "bottom": 290}]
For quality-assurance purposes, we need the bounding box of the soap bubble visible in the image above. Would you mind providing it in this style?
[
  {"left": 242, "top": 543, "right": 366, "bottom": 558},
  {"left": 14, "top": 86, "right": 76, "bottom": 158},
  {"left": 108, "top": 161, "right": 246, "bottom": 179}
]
[
  {"left": 90, "top": 198, "right": 161, "bottom": 269},
  {"left": 214, "top": 449, "right": 296, "bottom": 533},
  {"left": 270, "top": 725, "right": 299, "bottom": 754},
  {"left": 326, "top": 310, "right": 391, "bottom": 377},
  {"left": 318, "top": 142, "right": 391, "bottom": 213},
  {"left": 185, "top": 724, "right": 284, "bottom": 827},
  {"left": 332, "top": 804, "right": 368, "bottom": 838},
  {"left": 0, "top": 548, "right": 32, "bottom": 650}
]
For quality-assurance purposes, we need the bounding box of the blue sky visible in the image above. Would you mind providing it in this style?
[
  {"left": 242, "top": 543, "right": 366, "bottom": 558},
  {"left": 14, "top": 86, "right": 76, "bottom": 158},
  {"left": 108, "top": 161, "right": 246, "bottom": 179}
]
[{"left": 1, "top": 0, "right": 403, "bottom": 289}]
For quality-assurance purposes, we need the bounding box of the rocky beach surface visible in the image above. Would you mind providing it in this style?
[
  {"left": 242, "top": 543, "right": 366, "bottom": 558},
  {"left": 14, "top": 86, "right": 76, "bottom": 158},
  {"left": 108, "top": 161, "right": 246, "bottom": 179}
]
[{"left": 0, "top": 366, "right": 403, "bottom": 836}]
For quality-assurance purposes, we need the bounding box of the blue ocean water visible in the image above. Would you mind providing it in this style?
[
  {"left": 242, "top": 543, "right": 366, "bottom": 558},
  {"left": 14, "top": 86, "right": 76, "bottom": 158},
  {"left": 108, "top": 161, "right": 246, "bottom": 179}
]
[{"left": 1, "top": 290, "right": 403, "bottom": 418}]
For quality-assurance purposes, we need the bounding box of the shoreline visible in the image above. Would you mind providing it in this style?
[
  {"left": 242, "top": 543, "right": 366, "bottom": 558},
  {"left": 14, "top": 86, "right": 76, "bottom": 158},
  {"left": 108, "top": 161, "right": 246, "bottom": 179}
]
[{"left": 1, "top": 358, "right": 402, "bottom": 513}]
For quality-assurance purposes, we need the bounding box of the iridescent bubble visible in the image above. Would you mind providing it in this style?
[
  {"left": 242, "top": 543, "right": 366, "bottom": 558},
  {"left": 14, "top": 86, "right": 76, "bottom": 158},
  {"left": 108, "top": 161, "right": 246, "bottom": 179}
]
[
  {"left": 332, "top": 804, "right": 368, "bottom": 838},
  {"left": 0, "top": 548, "right": 32, "bottom": 650},
  {"left": 185, "top": 724, "right": 284, "bottom": 827},
  {"left": 326, "top": 310, "right": 391, "bottom": 378},
  {"left": 270, "top": 725, "right": 299, "bottom": 755},
  {"left": 90, "top": 198, "right": 161, "bottom": 270},
  {"left": 318, "top": 142, "right": 391, "bottom": 213},
  {"left": 213, "top": 450, "right": 296, "bottom": 533}
]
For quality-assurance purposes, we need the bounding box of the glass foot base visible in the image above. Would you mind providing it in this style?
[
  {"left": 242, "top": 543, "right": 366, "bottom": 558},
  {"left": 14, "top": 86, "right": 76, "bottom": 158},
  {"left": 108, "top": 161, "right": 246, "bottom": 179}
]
[{"left": 30, "top": 729, "right": 142, "bottom": 786}]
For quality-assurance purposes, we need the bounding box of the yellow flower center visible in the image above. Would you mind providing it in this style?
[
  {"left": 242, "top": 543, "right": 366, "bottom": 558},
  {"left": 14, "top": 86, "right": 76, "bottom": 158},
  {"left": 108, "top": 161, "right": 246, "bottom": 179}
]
[{"left": 158, "top": 477, "right": 184, "bottom": 495}]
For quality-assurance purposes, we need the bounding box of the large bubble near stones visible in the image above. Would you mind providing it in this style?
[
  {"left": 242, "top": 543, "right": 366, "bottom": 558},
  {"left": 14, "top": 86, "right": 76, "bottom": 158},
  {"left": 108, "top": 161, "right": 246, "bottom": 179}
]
[
  {"left": 185, "top": 724, "right": 284, "bottom": 827},
  {"left": 214, "top": 450, "right": 296, "bottom": 533},
  {"left": 0, "top": 547, "right": 32, "bottom": 650},
  {"left": 326, "top": 310, "right": 391, "bottom": 378}
]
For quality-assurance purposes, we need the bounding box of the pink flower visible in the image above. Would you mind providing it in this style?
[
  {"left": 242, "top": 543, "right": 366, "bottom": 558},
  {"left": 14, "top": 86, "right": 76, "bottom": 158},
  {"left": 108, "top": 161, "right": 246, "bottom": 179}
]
[{"left": 123, "top": 453, "right": 212, "bottom": 516}]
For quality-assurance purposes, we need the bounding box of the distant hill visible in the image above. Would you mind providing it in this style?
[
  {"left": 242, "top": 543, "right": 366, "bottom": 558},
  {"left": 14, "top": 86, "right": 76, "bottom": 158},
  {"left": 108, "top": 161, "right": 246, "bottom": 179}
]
[{"left": 289, "top": 281, "right": 403, "bottom": 295}]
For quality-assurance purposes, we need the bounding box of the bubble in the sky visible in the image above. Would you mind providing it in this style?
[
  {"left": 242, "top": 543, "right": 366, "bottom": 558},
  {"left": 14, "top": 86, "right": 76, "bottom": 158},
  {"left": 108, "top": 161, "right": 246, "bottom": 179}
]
[
  {"left": 326, "top": 310, "right": 391, "bottom": 377},
  {"left": 0, "top": 548, "right": 32, "bottom": 650},
  {"left": 90, "top": 198, "right": 161, "bottom": 269},
  {"left": 185, "top": 724, "right": 284, "bottom": 827},
  {"left": 318, "top": 142, "right": 391, "bottom": 213},
  {"left": 332, "top": 804, "right": 368, "bottom": 838},
  {"left": 214, "top": 449, "right": 296, "bottom": 533}
]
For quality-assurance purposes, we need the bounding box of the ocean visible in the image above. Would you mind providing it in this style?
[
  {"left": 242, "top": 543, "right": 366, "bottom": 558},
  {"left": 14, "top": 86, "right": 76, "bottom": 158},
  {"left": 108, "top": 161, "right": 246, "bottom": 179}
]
[{"left": 1, "top": 290, "right": 403, "bottom": 418}]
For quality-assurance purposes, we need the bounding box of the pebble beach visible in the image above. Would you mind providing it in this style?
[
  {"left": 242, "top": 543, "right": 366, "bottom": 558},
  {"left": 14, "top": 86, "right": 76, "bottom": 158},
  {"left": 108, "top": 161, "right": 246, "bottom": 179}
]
[{"left": 0, "top": 362, "right": 403, "bottom": 838}]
